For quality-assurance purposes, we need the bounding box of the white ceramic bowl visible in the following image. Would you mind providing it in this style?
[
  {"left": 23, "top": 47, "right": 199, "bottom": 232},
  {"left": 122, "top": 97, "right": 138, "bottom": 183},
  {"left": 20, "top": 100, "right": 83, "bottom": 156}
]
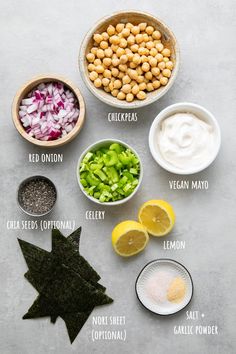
[
  {"left": 77, "top": 139, "right": 143, "bottom": 206},
  {"left": 149, "top": 102, "right": 221, "bottom": 175}
]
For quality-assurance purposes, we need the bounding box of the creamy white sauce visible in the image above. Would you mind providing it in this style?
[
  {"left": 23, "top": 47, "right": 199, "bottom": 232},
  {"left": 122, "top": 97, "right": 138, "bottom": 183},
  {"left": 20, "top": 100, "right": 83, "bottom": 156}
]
[{"left": 157, "top": 113, "right": 215, "bottom": 170}]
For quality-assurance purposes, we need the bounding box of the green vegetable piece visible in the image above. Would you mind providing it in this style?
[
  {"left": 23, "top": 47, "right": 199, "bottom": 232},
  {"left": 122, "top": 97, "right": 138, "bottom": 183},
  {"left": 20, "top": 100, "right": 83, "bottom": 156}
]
[
  {"left": 83, "top": 152, "right": 93, "bottom": 163},
  {"left": 94, "top": 169, "right": 107, "bottom": 182},
  {"left": 123, "top": 171, "right": 134, "bottom": 181},
  {"left": 80, "top": 179, "right": 88, "bottom": 187},
  {"left": 86, "top": 173, "right": 100, "bottom": 187},
  {"left": 103, "top": 151, "right": 118, "bottom": 166},
  {"left": 111, "top": 184, "right": 118, "bottom": 191},
  {"left": 118, "top": 152, "right": 131, "bottom": 165},
  {"left": 130, "top": 168, "right": 138, "bottom": 175},
  {"left": 109, "top": 143, "right": 124, "bottom": 154},
  {"left": 90, "top": 163, "right": 103, "bottom": 171}
]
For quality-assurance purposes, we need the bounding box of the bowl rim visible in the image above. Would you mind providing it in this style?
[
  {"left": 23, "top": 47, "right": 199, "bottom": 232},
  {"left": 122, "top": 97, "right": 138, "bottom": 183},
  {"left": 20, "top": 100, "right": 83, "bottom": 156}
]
[
  {"left": 79, "top": 10, "right": 180, "bottom": 109},
  {"left": 76, "top": 138, "right": 143, "bottom": 206},
  {"left": 149, "top": 102, "right": 221, "bottom": 175},
  {"left": 135, "top": 258, "right": 194, "bottom": 316},
  {"left": 17, "top": 175, "right": 57, "bottom": 217},
  {"left": 12, "top": 74, "right": 86, "bottom": 148}
]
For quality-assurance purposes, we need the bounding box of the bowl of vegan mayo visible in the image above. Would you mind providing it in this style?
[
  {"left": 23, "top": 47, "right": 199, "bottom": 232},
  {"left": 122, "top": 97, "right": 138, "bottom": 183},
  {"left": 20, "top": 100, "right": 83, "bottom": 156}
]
[{"left": 149, "top": 103, "right": 221, "bottom": 174}]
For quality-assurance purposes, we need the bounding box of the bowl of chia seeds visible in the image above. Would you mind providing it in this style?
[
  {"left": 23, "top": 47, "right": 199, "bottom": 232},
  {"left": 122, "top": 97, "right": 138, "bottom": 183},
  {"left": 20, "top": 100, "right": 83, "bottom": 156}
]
[{"left": 17, "top": 175, "right": 57, "bottom": 216}]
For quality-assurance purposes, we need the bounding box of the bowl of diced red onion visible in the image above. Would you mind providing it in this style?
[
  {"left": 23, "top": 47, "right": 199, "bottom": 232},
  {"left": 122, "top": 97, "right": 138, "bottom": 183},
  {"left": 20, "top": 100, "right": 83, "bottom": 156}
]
[{"left": 12, "top": 75, "right": 85, "bottom": 147}]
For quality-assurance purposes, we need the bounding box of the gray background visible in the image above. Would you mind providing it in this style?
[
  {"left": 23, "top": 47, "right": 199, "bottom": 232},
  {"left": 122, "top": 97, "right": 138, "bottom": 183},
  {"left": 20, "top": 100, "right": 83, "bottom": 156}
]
[{"left": 0, "top": 0, "right": 236, "bottom": 353}]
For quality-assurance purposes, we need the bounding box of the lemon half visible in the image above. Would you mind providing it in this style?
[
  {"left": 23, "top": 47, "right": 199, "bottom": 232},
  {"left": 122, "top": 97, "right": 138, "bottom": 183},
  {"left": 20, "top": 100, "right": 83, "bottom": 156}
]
[
  {"left": 112, "top": 220, "right": 149, "bottom": 257},
  {"left": 138, "top": 200, "right": 175, "bottom": 236}
]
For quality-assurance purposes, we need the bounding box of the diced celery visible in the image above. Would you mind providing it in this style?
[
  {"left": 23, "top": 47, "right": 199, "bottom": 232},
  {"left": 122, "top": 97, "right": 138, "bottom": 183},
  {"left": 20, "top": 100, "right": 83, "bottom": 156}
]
[{"left": 94, "top": 169, "right": 107, "bottom": 181}]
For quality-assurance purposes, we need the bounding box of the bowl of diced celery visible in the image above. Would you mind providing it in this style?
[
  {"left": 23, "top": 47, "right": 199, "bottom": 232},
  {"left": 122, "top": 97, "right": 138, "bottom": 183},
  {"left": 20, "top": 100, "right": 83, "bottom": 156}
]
[{"left": 77, "top": 139, "right": 143, "bottom": 205}]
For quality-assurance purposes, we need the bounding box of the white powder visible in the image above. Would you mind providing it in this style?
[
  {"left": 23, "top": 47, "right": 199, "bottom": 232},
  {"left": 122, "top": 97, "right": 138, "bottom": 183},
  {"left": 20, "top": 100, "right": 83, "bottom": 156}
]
[{"left": 145, "top": 271, "right": 173, "bottom": 303}]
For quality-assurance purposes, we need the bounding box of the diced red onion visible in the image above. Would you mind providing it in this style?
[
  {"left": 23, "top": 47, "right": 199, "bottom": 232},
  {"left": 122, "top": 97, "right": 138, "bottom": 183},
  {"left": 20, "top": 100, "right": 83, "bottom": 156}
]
[{"left": 19, "top": 81, "right": 80, "bottom": 141}]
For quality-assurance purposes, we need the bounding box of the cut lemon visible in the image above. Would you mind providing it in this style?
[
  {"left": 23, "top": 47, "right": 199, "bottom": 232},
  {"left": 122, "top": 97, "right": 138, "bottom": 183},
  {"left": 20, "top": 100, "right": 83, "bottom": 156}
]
[
  {"left": 112, "top": 220, "right": 149, "bottom": 257},
  {"left": 138, "top": 200, "right": 175, "bottom": 237}
]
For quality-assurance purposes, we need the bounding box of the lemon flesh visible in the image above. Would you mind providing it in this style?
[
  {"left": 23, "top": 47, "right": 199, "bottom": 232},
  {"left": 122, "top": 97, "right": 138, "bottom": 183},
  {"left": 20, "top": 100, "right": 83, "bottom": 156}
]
[
  {"left": 138, "top": 200, "right": 175, "bottom": 237},
  {"left": 112, "top": 220, "right": 149, "bottom": 257}
]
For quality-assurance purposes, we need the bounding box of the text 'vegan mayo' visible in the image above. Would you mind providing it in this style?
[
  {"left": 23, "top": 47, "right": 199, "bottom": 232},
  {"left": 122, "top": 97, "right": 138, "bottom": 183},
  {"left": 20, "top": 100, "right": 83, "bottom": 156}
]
[{"left": 157, "top": 113, "right": 215, "bottom": 170}]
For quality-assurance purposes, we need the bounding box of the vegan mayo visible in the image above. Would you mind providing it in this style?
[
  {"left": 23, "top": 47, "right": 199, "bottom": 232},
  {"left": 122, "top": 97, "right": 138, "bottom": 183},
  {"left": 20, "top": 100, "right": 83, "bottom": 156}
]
[{"left": 157, "top": 113, "right": 215, "bottom": 170}]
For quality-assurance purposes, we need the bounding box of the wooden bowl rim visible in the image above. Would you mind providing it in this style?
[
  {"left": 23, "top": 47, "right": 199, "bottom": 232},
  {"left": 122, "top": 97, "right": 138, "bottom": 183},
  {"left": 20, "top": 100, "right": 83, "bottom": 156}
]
[
  {"left": 12, "top": 74, "right": 86, "bottom": 148},
  {"left": 79, "top": 10, "right": 180, "bottom": 109}
]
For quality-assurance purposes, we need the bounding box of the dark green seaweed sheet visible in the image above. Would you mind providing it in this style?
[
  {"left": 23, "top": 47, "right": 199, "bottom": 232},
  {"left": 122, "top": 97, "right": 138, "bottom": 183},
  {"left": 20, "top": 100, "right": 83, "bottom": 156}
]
[{"left": 19, "top": 228, "right": 113, "bottom": 343}]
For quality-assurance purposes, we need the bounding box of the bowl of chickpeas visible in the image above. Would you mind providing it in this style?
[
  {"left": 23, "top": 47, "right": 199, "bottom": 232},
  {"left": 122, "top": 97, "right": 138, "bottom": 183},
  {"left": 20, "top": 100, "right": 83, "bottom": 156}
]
[{"left": 79, "top": 10, "right": 179, "bottom": 109}]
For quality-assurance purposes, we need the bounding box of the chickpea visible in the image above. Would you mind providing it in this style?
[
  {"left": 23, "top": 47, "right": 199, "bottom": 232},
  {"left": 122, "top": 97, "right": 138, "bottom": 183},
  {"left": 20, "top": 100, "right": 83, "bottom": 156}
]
[
  {"left": 96, "top": 65, "right": 105, "bottom": 74},
  {"left": 129, "top": 69, "right": 138, "bottom": 80},
  {"left": 111, "top": 67, "right": 119, "bottom": 77},
  {"left": 89, "top": 71, "right": 98, "bottom": 81},
  {"left": 110, "top": 35, "right": 120, "bottom": 45},
  {"left": 142, "top": 62, "right": 150, "bottom": 72},
  {"left": 126, "top": 22, "right": 133, "bottom": 30},
  {"left": 111, "top": 44, "right": 119, "bottom": 52},
  {"left": 88, "top": 63, "right": 96, "bottom": 72},
  {"left": 116, "top": 23, "right": 125, "bottom": 33},
  {"left": 162, "top": 68, "right": 171, "bottom": 78},
  {"left": 94, "top": 58, "right": 102, "bottom": 66},
  {"left": 166, "top": 61, "right": 174, "bottom": 70},
  {"left": 102, "top": 78, "right": 110, "bottom": 87},
  {"left": 94, "top": 78, "right": 102, "bottom": 87},
  {"left": 137, "top": 75, "right": 144, "bottom": 83},
  {"left": 119, "top": 64, "right": 128, "bottom": 72},
  {"left": 146, "top": 41, "right": 155, "bottom": 50},
  {"left": 103, "top": 58, "right": 112, "bottom": 67},
  {"left": 158, "top": 61, "right": 166, "bottom": 70},
  {"left": 129, "top": 62, "right": 137, "bottom": 69},
  {"left": 94, "top": 33, "right": 103, "bottom": 43},
  {"left": 126, "top": 93, "right": 134, "bottom": 102},
  {"left": 120, "top": 38, "right": 128, "bottom": 48},
  {"left": 151, "top": 67, "right": 160, "bottom": 76},
  {"left": 146, "top": 83, "right": 154, "bottom": 91},
  {"left": 121, "top": 84, "right": 132, "bottom": 93},
  {"left": 86, "top": 53, "right": 95, "bottom": 63},
  {"left": 135, "top": 34, "right": 143, "bottom": 44},
  {"left": 152, "top": 30, "right": 161, "bottom": 40},
  {"left": 91, "top": 47, "right": 98, "bottom": 55},
  {"left": 156, "top": 53, "right": 163, "bottom": 62},
  {"left": 131, "top": 26, "right": 140, "bottom": 35},
  {"left": 111, "top": 57, "right": 120, "bottom": 66},
  {"left": 163, "top": 57, "right": 169, "bottom": 63},
  {"left": 122, "top": 28, "right": 130, "bottom": 37},
  {"left": 138, "top": 47, "right": 147, "bottom": 56},
  {"left": 142, "top": 33, "right": 149, "bottom": 42},
  {"left": 149, "top": 57, "right": 157, "bottom": 67},
  {"left": 120, "top": 54, "right": 128, "bottom": 64},
  {"left": 162, "top": 48, "right": 171, "bottom": 57},
  {"left": 141, "top": 55, "right": 148, "bottom": 63},
  {"left": 127, "top": 52, "right": 134, "bottom": 61},
  {"left": 146, "top": 26, "right": 154, "bottom": 35},
  {"left": 100, "top": 41, "right": 108, "bottom": 50},
  {"left": 152, "top": 80, "right": 161, "bottom": 89},
  {"left": 139, "top": 82, "right": 146, "bottom": 91},
  {"left": 130, "top": 44, "right": 139, "bottom": 53},
  {"left": 127, "top": 35, "right": 135, "bottom": 46},
  {"left": 113, "top": 79, "right": 122, "bottom": 89},
  {"left": 109, "top": 81, "right": 114, "bottom": 91},
  {"left": 122, "top": 74, "right": 131, "bottom": 84},
  {"left": 160, "top": 77, "right": 169, "bottom": 85},
  {"left": 118, "top": 71, "right": 125, "bottom": 79},
  {"left": 130, "top": 80, "right": 136, "bottom": 87},
  {"left": 150, "top": 48, "right": 158, "bottom": 57},
  {"left": 139, "top": 41, "right": 146, "bottom": 48},
  {"left": 133, "top": 53, "right": 141, "bottom": 65},
  {"left": 104, "top": 86, "right": 111, "bottom": 93},
  {"left": 111, "top": 89, "right": 119, "bottom": 97},
  {"left": 117, "top": 91, "right": 126, "bottom": 100},
  {"left": 137, "top": 90, "right": 146, "bottom": 100},
  {"left": 116, "top": 47, "right": 125, "bottom": 57},
  {"left": 136, "top": 66, "right": 143, "bottom": 75},
  {"left": 107, "top": 25, "right": 116, "bottom": 36},
  {"left": 96, "top": 49, "right": 105, "bottom": 59},
  {"left": 132, "top": 84, "right": 140, "bottom": 95},
  {"left": 156, "top": 43, "right": 164, "bottom": 52},
  {"left": 101, "top": 32, "right": 109, "bottom": 41},
  {"left": 145, "top": 71, "right": 153, "bottom": 80},
  {"left": 139, "top": 22, "right": 147, "bottom": 31},
  {"left": 104, "top": 69, "right": 112, "bottom": 79}
]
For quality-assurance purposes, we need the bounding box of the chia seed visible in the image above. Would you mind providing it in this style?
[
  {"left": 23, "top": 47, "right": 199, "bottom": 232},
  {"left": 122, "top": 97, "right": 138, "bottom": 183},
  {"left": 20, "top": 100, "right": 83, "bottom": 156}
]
[{"left": 18, "top": 176, "right": 57, "bottom": 216}]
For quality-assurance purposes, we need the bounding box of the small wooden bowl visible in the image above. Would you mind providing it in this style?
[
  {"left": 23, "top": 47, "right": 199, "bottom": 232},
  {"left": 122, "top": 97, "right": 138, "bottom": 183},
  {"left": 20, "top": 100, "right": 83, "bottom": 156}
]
[
  {"left": 12, "top": 74, "right": 86, "bottom": 147},
  {"left": 79, "top": 10, "right": 180, "bottom": 109}
]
